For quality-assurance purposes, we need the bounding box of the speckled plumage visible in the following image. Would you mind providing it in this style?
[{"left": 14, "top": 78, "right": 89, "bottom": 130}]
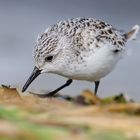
[
  {"left": 35, "top": 18, "right": 126, "bottom": 62},
  {"left": 22, "top": 17, "right": 139, "bottom": 95}
]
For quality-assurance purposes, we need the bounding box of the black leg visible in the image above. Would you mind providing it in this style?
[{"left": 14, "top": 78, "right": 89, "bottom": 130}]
[
  {"left": 31, "top": 79, "right": 73, "bottom": 98},
  {"left": 94, "top": 81, "right": 100, "bottom": 95}
]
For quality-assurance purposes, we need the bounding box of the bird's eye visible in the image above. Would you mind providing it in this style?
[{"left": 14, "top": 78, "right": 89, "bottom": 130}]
[{"left": 45, "top": 56, "right": 53, "bottom": 62}]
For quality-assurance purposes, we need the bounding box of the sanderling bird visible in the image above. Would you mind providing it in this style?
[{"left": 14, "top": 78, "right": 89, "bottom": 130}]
[{"left": 22, "top": 18, "right": 139, "bottom": 97}]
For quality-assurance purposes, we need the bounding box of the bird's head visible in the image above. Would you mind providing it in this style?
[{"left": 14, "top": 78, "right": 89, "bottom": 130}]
[{"left": 22, "top": 32, "right": 68, "bottom": 92}]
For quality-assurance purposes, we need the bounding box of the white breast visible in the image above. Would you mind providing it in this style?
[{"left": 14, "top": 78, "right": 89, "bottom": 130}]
[{"left": 61, "top": 44, "right": 125, "bottom": 81}]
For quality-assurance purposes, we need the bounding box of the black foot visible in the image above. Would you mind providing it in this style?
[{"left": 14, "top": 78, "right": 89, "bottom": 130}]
[
  {"left": 30, "top": 79, "right": 73, "bottom": 98},
  {"left": 94, "top": 81, "right": 100, "bottom": 95}
]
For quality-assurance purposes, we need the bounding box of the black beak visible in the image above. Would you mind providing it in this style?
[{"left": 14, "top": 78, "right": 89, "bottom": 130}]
[{"left": 22, "top": 66, "right": 41, "bottom": 92}]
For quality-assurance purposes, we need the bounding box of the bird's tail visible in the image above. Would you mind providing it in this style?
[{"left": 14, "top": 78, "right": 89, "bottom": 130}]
[{"left": 124, "top": 25, "right": 139, "bottom": 41}]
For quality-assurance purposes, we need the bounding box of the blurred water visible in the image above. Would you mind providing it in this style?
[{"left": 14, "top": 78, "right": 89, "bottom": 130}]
[{"left": 0, "top": 0, "right": 140, "bottom": 100}]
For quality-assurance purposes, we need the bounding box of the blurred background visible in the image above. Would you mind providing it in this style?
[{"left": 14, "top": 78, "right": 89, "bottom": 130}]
[{"left": 0, "top": 0, "right": 140, "bottom": 100}]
